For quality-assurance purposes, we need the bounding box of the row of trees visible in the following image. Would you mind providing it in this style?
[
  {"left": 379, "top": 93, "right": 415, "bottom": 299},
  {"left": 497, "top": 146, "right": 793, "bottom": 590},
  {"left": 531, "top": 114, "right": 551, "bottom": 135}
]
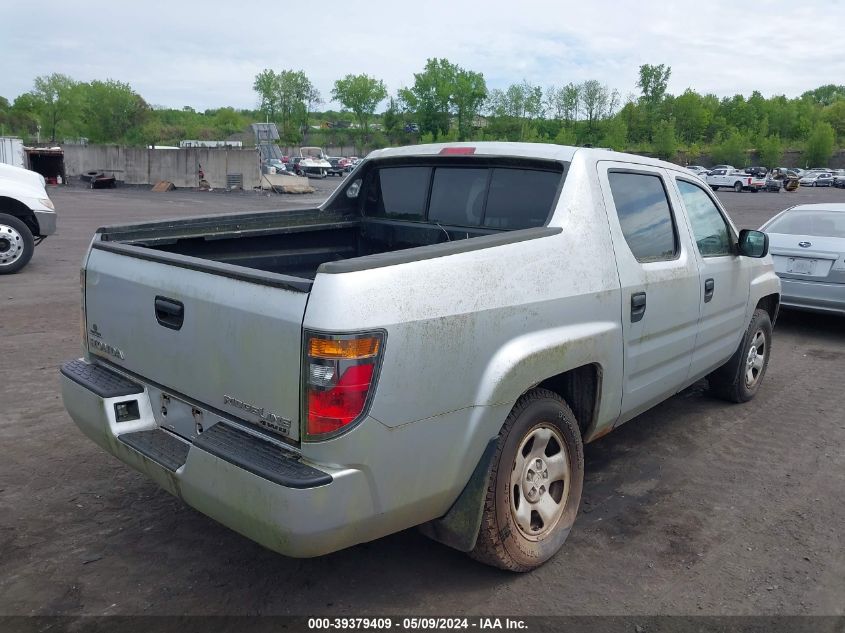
[
  {"left": 252, "top": 60, "right": 843, "bottom": 166},
  {"left": 0, "top": 73, "right": 255, "bottom": 147},
  {"left": 4, "top": 65, "right": 845, "bottom": 167}
]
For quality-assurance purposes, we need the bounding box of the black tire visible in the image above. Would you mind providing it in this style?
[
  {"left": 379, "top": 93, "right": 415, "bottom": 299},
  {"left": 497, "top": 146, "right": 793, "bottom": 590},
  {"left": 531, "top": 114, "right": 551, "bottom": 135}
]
[
  {"left": 734, "top": 181, "right": 743, "bottom": 193},
  {"left": 470, "top": 389, "right": 584, "bottom": 572},
  {"left": 708, "top": 309, "right": 773, "bottom": 403},
  {"left": 711, "top": 185, "right": 719, "bottom": 191},
  {"left": 0, "top": 213, "right": 35, "bottom": 275}
]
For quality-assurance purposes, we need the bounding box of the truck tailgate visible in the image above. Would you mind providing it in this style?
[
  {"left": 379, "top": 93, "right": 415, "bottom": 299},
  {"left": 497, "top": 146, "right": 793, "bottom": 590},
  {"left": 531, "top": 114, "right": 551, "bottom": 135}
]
[{"left": 84, "top": 247, "right": 306, "bottom": 442}]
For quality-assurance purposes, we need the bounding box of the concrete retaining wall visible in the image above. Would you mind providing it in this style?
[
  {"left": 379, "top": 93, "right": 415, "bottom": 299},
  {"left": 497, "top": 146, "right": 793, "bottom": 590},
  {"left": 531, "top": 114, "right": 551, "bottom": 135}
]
[{"left": 62, "top": 145, "right": 261, "bottom": 189}]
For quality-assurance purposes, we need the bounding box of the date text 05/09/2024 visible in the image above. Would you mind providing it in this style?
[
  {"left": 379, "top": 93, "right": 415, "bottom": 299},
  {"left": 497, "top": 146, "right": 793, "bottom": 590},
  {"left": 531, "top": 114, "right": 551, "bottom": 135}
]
[{"left": 307, "top": 617, "right": 528, "bottom": 630}]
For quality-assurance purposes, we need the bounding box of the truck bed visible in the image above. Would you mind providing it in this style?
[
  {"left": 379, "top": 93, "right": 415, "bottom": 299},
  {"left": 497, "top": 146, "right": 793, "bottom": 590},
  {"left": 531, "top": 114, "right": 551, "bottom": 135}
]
[{"left": 96, "top": 208, "right": 499, "bottom": 282}]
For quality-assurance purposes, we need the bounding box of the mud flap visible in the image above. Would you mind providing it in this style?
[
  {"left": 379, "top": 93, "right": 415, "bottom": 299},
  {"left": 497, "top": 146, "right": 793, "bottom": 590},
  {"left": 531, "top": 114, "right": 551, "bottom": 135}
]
[{"left": 418, "top": 438, "right": 498, "bottom": 552}]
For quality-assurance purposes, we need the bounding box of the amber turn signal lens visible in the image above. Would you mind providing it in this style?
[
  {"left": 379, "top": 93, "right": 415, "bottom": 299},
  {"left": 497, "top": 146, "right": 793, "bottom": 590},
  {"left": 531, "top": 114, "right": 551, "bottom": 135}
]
[{"left": 308, "top": 337, "right": 380, "bottom": 359}]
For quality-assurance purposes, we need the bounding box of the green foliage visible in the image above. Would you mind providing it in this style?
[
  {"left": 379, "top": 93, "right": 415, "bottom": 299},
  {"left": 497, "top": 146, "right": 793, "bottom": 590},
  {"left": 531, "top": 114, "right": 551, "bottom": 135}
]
[
  {"left": 637, "top": 63, "right": 671, "bottom": 106},
  {"left": 672, "top": 89, "right": 710, "bottom": 144},
  {"left": 29, "top": 73, "right": 81, "bottom": 141},
  {"left": 554, "top": 126, "right": 577, "bottom": 145},
  {"left": 801, "top": 84, "right": 845, "bottom": 106},
  {"left": 636, "top": 63, "right": 671, "bottom": 140},
  {"left": 580, "top": 79, "right": 609, "bottom": 134},
  {"left": 251, "top": 69, "right": 317, "bottom": 143},
  {"left": 712, "top": 131, "right": 749, "bottom": 167},
  {"left": 398, "top": 58, "right": 487, "bottom": 141},
  {"left": 600, "top": 116, "right": 628, "bottom": 150},
  {"left": 382, "top": 97, "right": 401, "bottom": 136},
  {"left": 822, "top": 99, "right": 845, "bottom": 141},
  {"left": 804, "top": 122, "right": 835, "bottom": 167},
  {"left": 451, "top": 68, "right": 487, "bottom": 141},
  {"left": 4, "top": 61, "right": 845, "bottom": 162},
  {"left": 399, "top": 58, "right": 454, "bottom": 139},
  {"left": 757, "top": 135, "right": 783, "bottom": 169},
  {"left": 331, "top": 73, "right": 388, "bottom": 136},
  {"left": 652, "top": 119, "right": 677, "bottom": 160},
  {"left": 80, "top": 80, "right": 149, "bottom": 144}
]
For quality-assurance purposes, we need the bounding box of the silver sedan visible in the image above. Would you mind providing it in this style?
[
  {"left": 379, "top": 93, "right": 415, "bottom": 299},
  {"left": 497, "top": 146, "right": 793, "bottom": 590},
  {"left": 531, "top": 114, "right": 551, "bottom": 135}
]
[{"left": 761, "top": 204, "right": 845, "bottom": 315}]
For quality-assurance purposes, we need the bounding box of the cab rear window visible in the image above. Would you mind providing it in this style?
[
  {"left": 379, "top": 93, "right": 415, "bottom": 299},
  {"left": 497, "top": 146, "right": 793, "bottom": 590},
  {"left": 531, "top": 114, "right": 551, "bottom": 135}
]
[{"left": 363, "top": 164, "right": 563, "bottom": 230}]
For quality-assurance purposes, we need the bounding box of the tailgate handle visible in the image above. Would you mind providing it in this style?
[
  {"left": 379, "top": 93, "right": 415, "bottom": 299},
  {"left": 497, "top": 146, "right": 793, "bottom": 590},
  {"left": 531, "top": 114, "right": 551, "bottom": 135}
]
[{"left": 154, "top": 296, "right": 184, "bottom": 330}]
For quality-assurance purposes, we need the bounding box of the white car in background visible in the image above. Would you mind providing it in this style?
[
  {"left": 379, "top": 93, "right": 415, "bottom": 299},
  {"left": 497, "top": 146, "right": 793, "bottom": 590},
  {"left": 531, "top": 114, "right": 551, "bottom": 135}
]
[
  {"left": 0, "top": 162, "right": 57, "bottom": 274},
  {"left": 705, "top": 168, "right": 766, "bottom": 192}
]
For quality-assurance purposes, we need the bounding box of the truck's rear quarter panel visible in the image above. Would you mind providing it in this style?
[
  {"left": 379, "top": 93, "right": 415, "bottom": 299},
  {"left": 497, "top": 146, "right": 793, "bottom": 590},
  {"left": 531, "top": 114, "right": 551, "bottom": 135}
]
[{"left": 302, "top": 155, "right": 624, "bottom": 522}]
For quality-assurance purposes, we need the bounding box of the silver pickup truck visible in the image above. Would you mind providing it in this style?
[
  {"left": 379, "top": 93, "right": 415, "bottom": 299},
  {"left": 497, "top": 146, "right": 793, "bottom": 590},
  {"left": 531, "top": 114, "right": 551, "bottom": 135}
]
[{"left": 61, "top": 143, "right": 780, "bottom": 571}]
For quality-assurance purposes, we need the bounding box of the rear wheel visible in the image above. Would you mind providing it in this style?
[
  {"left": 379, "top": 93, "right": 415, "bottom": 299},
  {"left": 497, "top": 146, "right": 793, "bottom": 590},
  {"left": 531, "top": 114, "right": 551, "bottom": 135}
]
[
  {"left": 708, "top": 309, "right": 772, "bottom": 403},
  {"left": 470, "top": 389, "right": 583, "bottom": 571},
  {"left": 711, "top": 185, "right": 719, "bottom": 191},
  {"left": 0, "top": 213, "right": 35, "bottom": 275},
  {"left": 734, "top": 181, "right": 743, "bottom": 193}
]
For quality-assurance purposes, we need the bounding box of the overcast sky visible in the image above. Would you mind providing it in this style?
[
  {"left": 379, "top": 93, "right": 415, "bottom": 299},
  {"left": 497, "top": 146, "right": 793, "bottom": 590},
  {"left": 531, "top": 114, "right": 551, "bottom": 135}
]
[{"left": 2, "top": 0, "right": 844, "bottom": 111}]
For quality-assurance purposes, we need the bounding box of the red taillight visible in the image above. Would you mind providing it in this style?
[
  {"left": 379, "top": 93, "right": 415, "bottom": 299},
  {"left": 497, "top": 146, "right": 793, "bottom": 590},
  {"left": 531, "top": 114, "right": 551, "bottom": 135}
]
[
  {"left": 304, "top": 332, "right": 384, "bottom": 440},
  {"left": 439, "top": 147, "right": 475, "bottom": 155}
]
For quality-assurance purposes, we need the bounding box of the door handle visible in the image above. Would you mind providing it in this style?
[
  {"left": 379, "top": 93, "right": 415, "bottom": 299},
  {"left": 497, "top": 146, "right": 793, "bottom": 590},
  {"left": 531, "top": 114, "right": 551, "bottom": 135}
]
[
  {"left": 630, "top": 292, "right": 647, "bottom": 322},
  {"left": 704, "top": 278, "right": 715, "bottom": 303},
  {"left": 154, "top": 296, "right": 184, "bottom": 330}
]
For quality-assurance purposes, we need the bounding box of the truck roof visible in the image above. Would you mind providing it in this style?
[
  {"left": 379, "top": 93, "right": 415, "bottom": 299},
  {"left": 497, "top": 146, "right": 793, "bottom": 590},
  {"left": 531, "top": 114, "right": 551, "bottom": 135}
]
[{"left": 367, "top": 142, "right": 681, "bottom": 171}]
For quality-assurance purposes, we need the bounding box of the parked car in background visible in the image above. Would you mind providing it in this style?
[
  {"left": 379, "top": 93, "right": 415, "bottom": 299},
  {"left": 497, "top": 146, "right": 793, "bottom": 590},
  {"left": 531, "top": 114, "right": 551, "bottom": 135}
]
[
  {"left": 799, "top": 172, "right": 834, "bottom": 187},
  {"left": 326, "top": 157, "right": 346, "bottom": 177},
  {"left": 0, "top": 162, "right": 57, "bottom": 274},
  {"left": 262, "top": 159, "right": 287, "bottom": 174},
  {"left": 833, "top": 171, "right": 845, "bottom": 188},
  {"left": 764, "top": 177, "right": 782, "bottom": 192},
  {"left": 768, "top": 168, "right": 800, "bottom": 192},
  {"left": 685, "top": 165, "right": 709, "bottom": 175},
  {"left": 761, "top": 204, "right": 845, "bottom": 315},
  {"left": 711, "top": 164, "right": 735, "bottom": 172},
  {"left": 338, "top": 158, "right": 354, "bottom": 172},
  {"left": 706, "top": 169, "right": 765, "bottom": 192}
]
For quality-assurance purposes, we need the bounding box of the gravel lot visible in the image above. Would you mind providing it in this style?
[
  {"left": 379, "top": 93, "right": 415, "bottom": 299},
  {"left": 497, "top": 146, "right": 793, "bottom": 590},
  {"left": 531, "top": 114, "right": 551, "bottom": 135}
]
[{"left": 1, "top": 181, "right": 843, "bottom": 617}]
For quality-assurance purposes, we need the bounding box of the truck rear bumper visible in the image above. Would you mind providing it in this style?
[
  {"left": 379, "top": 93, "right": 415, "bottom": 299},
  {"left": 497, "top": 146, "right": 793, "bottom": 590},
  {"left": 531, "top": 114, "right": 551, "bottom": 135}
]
[{"left": 60, "top": 359, "right": 379, "bottom": 557}]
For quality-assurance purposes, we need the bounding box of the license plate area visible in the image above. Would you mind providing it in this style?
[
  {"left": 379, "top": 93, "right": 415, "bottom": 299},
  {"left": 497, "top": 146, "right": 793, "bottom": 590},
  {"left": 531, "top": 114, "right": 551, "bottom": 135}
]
[
  {"left": 786, "top": 257, "right": 817, "bottom": 275},
  {"left": 150, "top": 388, "right": 208, "bottom": 441}
]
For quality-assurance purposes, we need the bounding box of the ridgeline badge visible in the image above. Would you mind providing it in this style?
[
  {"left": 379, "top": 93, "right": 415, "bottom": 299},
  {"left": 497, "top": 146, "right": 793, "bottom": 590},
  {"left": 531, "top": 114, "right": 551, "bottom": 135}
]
[{"left": 223, "top": 395, "right": 292, "bottom": 435}]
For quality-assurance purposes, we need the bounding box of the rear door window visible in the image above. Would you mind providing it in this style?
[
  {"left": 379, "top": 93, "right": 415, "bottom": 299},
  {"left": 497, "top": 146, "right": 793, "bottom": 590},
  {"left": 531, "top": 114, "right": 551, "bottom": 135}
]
[{"left": 608, "top": 171, "right": 678, "bottom": 262}]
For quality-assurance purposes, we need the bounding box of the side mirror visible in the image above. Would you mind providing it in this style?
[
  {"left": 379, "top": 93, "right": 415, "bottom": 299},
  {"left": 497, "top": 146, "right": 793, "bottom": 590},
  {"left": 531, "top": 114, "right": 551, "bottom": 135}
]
[{"left": 738, "top": 229, "right": 768, "bottom": 258}]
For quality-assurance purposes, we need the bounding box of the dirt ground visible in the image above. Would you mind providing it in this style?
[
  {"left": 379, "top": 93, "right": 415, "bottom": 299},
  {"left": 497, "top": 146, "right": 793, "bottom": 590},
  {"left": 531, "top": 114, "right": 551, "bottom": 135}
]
[{"left": 1, "top": 181, "right": 843, "bottom": 617}]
